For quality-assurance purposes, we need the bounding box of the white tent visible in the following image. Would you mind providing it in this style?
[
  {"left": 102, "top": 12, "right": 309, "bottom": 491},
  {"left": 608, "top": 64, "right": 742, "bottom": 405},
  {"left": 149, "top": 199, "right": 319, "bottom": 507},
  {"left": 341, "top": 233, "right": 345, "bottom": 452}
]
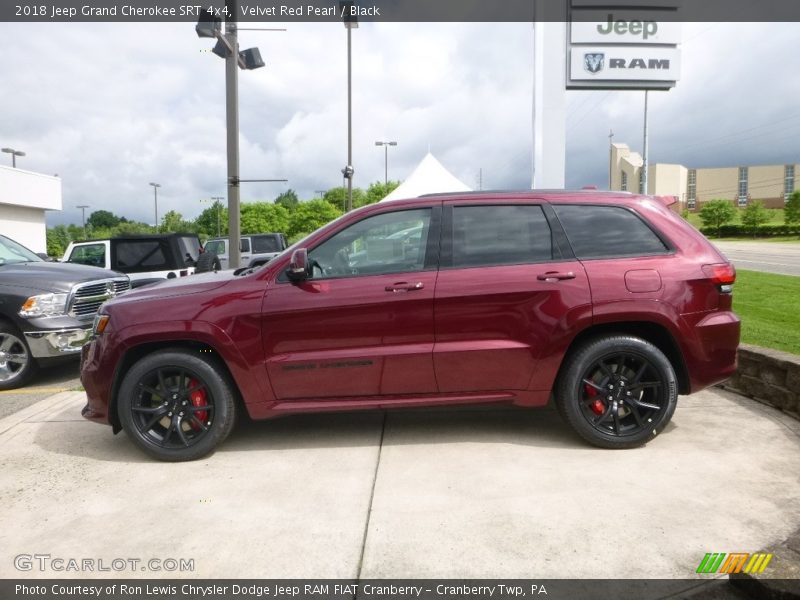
[{"left": 381, "top": 152, "right": 472, "bottom": 202}]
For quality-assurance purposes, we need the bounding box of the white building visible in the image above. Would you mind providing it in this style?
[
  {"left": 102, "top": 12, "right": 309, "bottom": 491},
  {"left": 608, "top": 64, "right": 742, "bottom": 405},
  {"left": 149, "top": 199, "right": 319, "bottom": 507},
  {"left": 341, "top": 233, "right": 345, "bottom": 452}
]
[{"left": 0, "top": 166, "right": 62, "bottom": 253}]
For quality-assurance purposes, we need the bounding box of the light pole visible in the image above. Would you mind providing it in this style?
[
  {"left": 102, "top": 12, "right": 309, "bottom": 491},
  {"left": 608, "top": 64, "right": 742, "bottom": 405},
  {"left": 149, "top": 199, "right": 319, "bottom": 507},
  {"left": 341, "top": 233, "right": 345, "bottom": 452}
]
[
  {"left": 1, "top": 147, "right": 25, "bottom": 168},
  {"left": 341, "top": 1, "right": 358, "bottom": 212},
  {"left": 374, "top": 141, "right": 397, "bottom": 186},
  {"left": 149, "top": 182, "right": 161, "bottom": 229},
  {"left": 196, "top": 2, "right": 267, "bottom": 269},
  {"left": 76, "top": 205, "right": 89, "bottom": 239}
]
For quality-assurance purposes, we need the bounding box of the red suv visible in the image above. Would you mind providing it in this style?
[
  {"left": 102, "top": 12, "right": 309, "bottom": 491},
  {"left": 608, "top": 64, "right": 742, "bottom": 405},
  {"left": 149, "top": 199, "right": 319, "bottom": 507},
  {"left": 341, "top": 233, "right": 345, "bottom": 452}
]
[{"left": 81, "top": 192, "right": 740, "bottom": 461}]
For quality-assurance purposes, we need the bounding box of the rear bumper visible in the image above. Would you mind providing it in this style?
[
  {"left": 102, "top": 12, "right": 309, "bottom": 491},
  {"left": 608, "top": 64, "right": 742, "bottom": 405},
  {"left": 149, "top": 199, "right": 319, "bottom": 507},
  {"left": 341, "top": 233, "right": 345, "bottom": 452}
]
[{"left": 685, "top": 310, "right": 741, "bottom": 393}]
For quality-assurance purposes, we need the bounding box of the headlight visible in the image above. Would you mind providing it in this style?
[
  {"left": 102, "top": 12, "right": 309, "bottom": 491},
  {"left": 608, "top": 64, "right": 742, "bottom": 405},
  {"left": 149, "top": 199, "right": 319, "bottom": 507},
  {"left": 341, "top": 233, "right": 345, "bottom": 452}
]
[
  {"left": 92, "top": 313, "right": 110, "bottom": 336},
  {"left": 19, "top": 293, "right": 69, "bottom": 318}
]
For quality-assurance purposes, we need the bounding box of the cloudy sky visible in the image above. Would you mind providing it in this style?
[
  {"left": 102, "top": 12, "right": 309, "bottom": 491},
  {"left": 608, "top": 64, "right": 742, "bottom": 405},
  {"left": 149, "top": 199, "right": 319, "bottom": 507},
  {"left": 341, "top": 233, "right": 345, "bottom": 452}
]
[{"left": 1, "top": 21, "right": 799, "bottom": 227}]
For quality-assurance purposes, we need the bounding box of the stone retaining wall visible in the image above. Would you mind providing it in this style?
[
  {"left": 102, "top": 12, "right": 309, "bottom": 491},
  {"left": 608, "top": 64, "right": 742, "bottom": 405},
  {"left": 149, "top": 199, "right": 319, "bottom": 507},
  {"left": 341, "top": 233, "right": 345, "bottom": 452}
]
[{"left": 720, "top": 343, "right": 800, "bottom": 419}]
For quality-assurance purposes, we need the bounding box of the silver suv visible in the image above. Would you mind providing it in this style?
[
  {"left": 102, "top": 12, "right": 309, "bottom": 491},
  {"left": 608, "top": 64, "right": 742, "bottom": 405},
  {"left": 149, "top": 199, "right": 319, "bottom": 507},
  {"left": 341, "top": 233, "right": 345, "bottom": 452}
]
[{"left": 204, "top": 233, "right": 287, "bottom": 269}]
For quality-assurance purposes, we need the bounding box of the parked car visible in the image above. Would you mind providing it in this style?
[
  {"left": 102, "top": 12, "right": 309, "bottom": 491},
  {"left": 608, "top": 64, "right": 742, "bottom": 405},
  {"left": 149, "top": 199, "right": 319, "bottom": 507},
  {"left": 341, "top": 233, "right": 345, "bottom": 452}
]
[
  {"left": 203, "top": 233, "right": 288, "bottom": 270},
  {"left": 63, "top": 234, "right": 202, "bottom": 288},
  {"left": 0, "top": 234, "right": 129, "bottom": 390},
  {"left": 81, "top": 191, "right": 740, "bottom": 461}
]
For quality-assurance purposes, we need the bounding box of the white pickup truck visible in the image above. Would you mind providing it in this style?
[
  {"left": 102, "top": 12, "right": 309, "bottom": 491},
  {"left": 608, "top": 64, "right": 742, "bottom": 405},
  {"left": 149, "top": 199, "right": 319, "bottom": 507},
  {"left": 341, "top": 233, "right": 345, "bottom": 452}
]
[{"left": 62, "top": 234, "right": 202, "bottom": 288}]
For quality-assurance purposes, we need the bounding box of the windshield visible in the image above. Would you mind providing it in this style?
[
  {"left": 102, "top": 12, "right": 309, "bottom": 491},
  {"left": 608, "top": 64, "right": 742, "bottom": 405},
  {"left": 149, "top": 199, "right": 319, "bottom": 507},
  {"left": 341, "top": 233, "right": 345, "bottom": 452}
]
[{"left": 0, "top": 235, "right": 43, "bottom": 265}]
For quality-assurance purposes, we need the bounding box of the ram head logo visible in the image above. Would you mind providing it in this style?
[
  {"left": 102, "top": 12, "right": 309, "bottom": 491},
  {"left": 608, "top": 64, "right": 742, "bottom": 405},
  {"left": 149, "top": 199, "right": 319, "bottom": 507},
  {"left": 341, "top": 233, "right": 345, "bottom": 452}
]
[{"left": 584, "top": 53, "right": 605, "bottom": 74}]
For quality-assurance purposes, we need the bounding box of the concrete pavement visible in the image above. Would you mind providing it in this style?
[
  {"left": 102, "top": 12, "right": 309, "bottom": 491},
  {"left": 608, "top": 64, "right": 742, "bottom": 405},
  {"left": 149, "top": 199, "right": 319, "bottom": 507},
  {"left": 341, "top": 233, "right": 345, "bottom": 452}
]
[
  {"left": 714, "top": 240, "right": 800, "bottom": 277},
  {"left": 1, "top": 388, "right": 799, "bottom": 579}
]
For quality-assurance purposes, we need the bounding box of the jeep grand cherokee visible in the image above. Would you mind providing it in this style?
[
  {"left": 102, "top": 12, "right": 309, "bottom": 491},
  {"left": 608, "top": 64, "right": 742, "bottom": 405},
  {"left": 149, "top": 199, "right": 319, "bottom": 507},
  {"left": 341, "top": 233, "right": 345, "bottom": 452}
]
[{"left": 80, "top": 191, "right": 740, "bottom": 461}]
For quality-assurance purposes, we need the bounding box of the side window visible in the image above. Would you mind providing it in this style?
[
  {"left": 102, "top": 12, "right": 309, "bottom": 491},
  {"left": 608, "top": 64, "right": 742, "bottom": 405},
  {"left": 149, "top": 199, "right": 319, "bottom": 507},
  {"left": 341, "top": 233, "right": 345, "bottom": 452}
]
[
  {"left": 68, "top": 244, "right": 106, "bottom": 268},
  {"left": 205, "top": 240, "right": 225, "bottom": 256},
  {"left": 252, "top": 235, "right": 281, "bottom": 253},
  {"left": 554, "top": 205, "right": 669, "bottom": 259},
  {"left": 451, "top": 205, "right": 552, "bottom": 268},
  {"left": 308, "top": 208, "right": 431, "bottom": 279},
  {"left": 240, "top": 239, "right": 251, "bottom": 253}
]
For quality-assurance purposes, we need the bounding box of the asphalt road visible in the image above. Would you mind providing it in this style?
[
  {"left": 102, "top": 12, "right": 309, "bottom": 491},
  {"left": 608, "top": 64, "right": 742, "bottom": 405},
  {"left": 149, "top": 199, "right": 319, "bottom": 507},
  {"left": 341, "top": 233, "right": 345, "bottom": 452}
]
[
  {"left": 713, "top": 240, "right": 800, "bottom": 277},
  {"left": 0, "top": 359, "right": 81, "bottom": 419}
]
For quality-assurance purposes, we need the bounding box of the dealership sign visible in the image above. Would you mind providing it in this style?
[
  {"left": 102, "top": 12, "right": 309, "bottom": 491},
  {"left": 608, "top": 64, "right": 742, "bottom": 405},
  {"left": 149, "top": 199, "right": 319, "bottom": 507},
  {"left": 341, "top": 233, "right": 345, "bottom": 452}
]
[{"left": 567, "top": 4, "right": 682, "bottom": 90}]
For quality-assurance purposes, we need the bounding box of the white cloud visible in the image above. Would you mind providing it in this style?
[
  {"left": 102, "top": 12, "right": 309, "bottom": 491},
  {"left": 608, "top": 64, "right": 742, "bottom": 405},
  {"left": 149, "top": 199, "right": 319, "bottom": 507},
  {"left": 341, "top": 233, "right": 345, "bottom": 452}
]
[{"left": 0, "top": 21, "right": 797, "bottom": 228}]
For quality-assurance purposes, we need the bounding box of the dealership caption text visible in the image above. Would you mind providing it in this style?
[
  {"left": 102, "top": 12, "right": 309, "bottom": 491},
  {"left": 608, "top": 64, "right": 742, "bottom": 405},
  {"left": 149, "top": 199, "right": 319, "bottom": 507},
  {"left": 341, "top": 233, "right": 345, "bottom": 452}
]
[
  {"left": 14, "top": 3, "right": 380, "bottom": 18},
  {"left": 16, "top": 583, "right": 548, "bottom": 597}
]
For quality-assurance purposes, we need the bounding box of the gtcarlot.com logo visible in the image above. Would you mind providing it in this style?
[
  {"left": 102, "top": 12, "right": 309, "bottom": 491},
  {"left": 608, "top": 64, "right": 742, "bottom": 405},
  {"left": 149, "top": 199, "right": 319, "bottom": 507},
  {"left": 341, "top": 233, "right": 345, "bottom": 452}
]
[{"left": 14, "top": 553, "right": 195, "bottom": 573}]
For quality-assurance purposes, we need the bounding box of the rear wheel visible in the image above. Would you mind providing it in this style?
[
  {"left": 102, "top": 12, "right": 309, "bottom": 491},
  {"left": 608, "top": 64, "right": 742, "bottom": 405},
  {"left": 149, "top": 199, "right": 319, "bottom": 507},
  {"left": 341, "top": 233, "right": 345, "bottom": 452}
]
[
  {"left": 118, "top": 350, "right": 236, "bottom": 461},
  {"left": 556, "top": 336, "right": 677, "bottom": 449},
  {"left": 0, "top": 323, "right": 37, "bottom": 390}
]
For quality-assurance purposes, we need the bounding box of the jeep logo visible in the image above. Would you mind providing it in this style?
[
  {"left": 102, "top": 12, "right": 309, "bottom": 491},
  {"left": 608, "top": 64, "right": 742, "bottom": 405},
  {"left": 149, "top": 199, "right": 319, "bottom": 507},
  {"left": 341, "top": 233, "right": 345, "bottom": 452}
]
[{"left": 597, "top": 14, "right": 658, "bottom": 40}]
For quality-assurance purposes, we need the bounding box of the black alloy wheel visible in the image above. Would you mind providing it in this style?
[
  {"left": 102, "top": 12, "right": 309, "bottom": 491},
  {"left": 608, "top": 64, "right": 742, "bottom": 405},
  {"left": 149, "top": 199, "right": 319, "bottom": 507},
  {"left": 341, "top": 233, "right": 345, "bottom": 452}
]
[
  {"left": 118, "top": 350, "right": 236, "bottom": 461},
  {"left": 556, "top": 336, "right": 678, "bottom": 449}
]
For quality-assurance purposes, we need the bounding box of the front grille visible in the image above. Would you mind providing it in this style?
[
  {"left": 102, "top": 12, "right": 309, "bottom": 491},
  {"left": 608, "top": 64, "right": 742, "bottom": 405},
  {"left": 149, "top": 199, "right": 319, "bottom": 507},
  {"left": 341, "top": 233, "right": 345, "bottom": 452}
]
[{"left": 69, "top": 278, "right": 130, "bottom": 320}]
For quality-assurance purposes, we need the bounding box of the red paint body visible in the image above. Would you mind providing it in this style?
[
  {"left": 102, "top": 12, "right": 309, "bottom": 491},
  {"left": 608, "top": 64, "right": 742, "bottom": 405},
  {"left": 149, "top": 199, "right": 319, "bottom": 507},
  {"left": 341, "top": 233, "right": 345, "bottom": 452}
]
[{"left": 80, "top": 192, "right": 740, "bottom": 428}]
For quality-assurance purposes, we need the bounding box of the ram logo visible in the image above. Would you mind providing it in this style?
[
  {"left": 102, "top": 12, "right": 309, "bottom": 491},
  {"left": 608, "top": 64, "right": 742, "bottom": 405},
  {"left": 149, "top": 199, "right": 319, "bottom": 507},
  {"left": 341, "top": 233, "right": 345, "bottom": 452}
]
[{"left": 583, "top": 53, "right": 605, "bottom": 74}]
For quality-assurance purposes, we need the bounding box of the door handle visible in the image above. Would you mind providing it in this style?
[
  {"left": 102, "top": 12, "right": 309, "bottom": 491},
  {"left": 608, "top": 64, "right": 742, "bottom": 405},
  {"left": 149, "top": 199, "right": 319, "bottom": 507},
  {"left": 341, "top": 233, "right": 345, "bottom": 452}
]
[
  {"left": 385, "top": 282, "right": 425, "bottom": 292},
  {"left": 537, "top": 271, "right": 576, "bottom": 281}
]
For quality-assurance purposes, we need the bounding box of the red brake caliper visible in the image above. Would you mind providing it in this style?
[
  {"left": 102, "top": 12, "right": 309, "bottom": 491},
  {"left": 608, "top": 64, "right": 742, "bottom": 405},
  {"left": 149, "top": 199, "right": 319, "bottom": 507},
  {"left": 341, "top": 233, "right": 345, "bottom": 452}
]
[
  {"left": 187, "top": 378, "right": 208, "bottom": 430},
  {"left": 586, "top": 383, "right": 605, "bottom": 415}
]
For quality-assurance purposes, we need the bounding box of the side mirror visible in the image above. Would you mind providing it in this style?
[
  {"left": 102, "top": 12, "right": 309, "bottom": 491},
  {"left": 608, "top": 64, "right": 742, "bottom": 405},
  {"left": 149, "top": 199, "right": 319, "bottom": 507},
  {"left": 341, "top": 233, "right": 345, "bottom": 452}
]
[{"left": 286, "top": 248, "right": 310, "bottom": 282}]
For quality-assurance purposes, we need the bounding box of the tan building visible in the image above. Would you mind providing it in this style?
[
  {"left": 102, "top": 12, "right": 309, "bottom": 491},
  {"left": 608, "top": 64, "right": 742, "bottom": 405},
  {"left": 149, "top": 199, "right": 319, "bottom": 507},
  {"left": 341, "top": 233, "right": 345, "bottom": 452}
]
[{"left": 610, "top": 143, "right": 798, "bottom": 210}]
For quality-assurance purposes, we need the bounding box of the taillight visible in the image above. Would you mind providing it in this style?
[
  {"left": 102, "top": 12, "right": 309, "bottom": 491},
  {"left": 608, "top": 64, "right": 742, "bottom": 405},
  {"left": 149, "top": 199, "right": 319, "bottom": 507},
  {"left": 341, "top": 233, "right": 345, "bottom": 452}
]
[{"left": 702, "top": 263, "right": 736, "bottom": 292}]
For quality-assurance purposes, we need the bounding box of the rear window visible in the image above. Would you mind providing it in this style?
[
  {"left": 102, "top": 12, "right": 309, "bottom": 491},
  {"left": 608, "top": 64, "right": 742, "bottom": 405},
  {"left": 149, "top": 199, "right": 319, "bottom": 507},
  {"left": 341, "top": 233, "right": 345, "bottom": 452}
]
[
  {"left": 177, "top": 236, "right": 201, "bottom": 262},
  {"left": 452, "top": 204, "right": 552, "bottom": 267},
  {"left": 251, "top": 235, "right": 282, "bottom": 253},
  {"left": 113, "top": 240, "right": 170, "bottom": 271},
  {"left": 554, "top": 205, "right": 669, "bottom": 259}
]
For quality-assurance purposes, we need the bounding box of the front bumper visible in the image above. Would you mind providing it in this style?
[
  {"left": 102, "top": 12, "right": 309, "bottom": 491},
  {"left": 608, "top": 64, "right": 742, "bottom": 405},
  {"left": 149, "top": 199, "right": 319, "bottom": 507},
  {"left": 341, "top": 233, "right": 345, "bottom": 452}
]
[{"left": 24, "top": 327, "right": 92, "bottom": 358}]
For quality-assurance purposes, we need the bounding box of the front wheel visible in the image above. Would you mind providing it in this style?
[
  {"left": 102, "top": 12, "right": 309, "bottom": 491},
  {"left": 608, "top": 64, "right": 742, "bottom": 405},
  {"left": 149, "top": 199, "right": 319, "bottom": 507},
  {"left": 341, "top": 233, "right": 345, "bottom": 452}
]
[
  {"left": 555, "top": 336, "right": 677, "bottom": 449},
  {"left": 118, "top": 350, "right": 237, "bottom": 461},
  {"left": 0, "top": 323, "right": 37, "bottom": 390}
]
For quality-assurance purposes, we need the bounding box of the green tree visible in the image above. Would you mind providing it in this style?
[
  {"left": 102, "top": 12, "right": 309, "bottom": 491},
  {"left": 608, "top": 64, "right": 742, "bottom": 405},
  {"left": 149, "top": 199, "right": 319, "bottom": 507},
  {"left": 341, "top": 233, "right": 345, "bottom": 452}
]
[
  {"left": 741, "top": 200, "right": 772, "bottom": 237},
  {"left": 159, "top": 210, "right": 195, "bottom": 233},
  {"left": 46, "top": 225, "right": 72, "bottom": 257},
  {"left": 322, "top": 186, "right": 365, "bottom": 211},
  {"left": 785, "top": 190, "right": 800, "bottom": 226},
  {"left": 112, "top": 220, "right": 156, "bottom": 236},
  {"left": 196, "top": 201, "right": 228, "bottom": 237},
  {"left": 87, "top": 209, "right": 122, "bottom": 229},
  {"left": 241, "top": 202, "right": 290, "bottom": 234},
  {"left": 362, "top": 181, "right": 400, "bottom": 206},
  {"left": 288, "top": 200, "right": 342, "bottom": 239},
  {"left": 699, "top": 199, "right": 736, "bottom": 237},
  {"left": 275, "top": 189, "right": 299, "bottom": 211}
]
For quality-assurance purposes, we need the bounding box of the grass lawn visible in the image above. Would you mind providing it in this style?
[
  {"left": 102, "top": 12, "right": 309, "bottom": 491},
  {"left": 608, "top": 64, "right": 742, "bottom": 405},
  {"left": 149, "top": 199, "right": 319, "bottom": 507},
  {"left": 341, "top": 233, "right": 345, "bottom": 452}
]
[{"left": 733, "top": 269, "right": 800, "bottom": 355}]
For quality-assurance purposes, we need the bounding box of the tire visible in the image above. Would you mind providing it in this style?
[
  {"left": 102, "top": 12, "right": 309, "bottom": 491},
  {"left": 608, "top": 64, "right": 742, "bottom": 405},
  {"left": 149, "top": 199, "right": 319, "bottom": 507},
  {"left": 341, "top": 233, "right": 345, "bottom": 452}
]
[
  {"left": 0, "top": 322, "right": 37, "bottom": 391},
  {"left": 195, "top": 251, "right": 221, "bottom": 273},
  {"left": 555, "top": 335, "right": 678, "bottom": 449},
  {"left": 117, "top": 349, "right": 237, "bottom": 461}
]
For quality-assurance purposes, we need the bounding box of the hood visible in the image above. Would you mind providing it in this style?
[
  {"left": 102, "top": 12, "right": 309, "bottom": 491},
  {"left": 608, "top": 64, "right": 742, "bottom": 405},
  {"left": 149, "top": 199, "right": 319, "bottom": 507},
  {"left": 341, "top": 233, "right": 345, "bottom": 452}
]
[
  {"left": 0, "top": 261, "right": 125, "bottom": 293},
  {"left": 104, "top": 269, "right": 234, "bottom": 306}
]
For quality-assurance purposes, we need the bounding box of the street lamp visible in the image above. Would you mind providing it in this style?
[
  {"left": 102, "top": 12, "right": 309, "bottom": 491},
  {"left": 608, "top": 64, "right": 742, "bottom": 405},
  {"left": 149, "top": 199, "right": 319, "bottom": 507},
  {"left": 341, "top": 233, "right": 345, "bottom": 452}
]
[
  {"left": 1, "top": 147, "right": 25, "bottom": 168},
  {"left": 76, "top": 205, "right": 89, "bottom": 239},
  {"left": 375, "top": 141, "right": 397, "bottom": 186},
  {"left": 149, "top": 182, "right": 161, "bottom": 229},
  {"left": 195, "top": 2, "right": 267, "bottom": 269},
  {"left": 341, "top": 1, "right": 358, "bottom": 212}
]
